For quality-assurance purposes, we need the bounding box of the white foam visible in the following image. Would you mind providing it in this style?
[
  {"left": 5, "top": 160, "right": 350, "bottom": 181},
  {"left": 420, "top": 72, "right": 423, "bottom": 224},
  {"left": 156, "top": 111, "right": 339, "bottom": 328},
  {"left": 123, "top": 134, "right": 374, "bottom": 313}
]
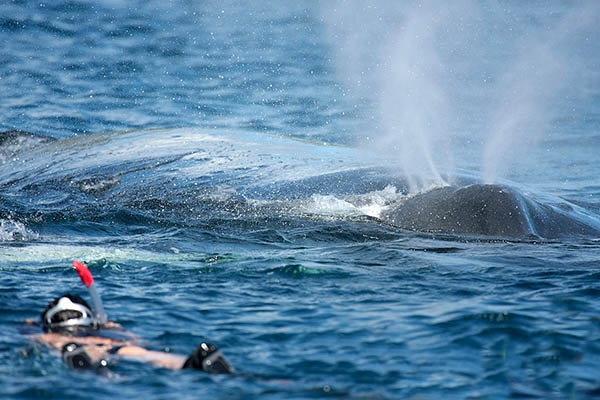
[
  {"left": 0, "top": 243, "right": 207, "bottom": 264},
  {"left": 353, "top": 185, "right": 402, "bottom": 218},
  {"left": 302, "top": 185, "right": 406, "bottom": 219},
  {"left": 0, "top": 219, "right": 39, "bottom": 242},
  {"left": 305, "top": 194, "right": 361, "bottom": 217}
]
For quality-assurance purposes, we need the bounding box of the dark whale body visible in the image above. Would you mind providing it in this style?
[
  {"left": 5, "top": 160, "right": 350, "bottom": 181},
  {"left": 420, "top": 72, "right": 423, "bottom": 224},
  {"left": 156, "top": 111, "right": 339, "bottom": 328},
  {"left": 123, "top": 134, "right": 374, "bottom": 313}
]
[
  {"left": 1, "top": 129, "right": 599, "bottom": 241},
  {"left": 382, "top": 184, "right": 600, "bottom": 240}
]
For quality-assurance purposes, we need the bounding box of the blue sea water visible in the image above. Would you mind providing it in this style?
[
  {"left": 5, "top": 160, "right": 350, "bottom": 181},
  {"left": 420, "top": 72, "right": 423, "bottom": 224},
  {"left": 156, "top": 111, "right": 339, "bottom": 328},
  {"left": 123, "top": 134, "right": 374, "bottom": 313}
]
[{"left": 1, "top": 1, "right": 600, "bottom": 399}]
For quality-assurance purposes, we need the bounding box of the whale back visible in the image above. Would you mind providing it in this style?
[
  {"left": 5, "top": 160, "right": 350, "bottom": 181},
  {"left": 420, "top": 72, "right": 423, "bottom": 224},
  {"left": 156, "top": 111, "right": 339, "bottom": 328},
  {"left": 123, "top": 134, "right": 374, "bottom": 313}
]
[
  {"left": 0, "top": 130, "right": 55, "bottom": 164},
  {"left": 382, "top": 185, "right": 532, "bottom": 237},
  {"left": 382, "top": 184, "right": 600, "bottom": 239},
  {"left": 1, "top": 128, "right": 599, "bottom": 241}
]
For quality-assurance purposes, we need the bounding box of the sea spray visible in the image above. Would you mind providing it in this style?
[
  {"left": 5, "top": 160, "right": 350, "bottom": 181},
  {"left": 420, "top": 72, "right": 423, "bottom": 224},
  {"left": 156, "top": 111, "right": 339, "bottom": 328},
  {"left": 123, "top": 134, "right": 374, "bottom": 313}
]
[
  {"left": 482, "top": 2, "right": 600, "bottom": 183},
  {"left": 321, "top": 1, "right": 600, "bottom": 188},
  {"left": 321, "top": 1, "right": 478, "bottom": 192}
]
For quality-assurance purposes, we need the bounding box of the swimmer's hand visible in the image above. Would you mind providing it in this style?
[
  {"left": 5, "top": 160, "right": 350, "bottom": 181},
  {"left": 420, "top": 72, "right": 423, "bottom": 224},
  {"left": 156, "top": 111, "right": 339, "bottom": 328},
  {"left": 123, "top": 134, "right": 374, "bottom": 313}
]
[{"left": 103, "top": 321, "right": 123, "bottom": 329}]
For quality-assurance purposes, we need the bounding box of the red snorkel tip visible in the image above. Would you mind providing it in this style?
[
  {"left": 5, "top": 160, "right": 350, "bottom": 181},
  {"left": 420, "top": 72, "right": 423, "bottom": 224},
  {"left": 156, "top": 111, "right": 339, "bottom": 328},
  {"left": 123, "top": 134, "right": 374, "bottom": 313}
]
[{"left": 73, "top": 260, "right": 94, "bottom": 288}]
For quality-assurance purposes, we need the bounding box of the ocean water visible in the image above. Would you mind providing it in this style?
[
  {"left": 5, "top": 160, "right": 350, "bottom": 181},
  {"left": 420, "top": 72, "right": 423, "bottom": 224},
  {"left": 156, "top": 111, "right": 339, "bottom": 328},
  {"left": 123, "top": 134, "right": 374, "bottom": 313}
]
[{"left": 1, "top": 1, "right": 600, "bottom": 399}]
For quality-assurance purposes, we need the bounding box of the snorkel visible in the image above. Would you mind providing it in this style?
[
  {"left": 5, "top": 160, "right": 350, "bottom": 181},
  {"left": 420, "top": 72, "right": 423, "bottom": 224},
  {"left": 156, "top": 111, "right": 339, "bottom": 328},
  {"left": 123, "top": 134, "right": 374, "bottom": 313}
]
[{"left": 72, "top": 260, "right": 108, "bottom": 325}]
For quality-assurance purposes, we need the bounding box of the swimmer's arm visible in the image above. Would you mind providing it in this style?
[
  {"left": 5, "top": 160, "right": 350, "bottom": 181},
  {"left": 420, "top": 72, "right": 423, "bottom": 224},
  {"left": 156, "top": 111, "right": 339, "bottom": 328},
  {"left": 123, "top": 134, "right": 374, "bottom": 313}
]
[
  {"left": 115, "top": 346, "right": 187, "bottom": 370},
  {"left": 31, "top": 333, "right": 123, "bottom": 352},
  {"left": 29, "top": 331, "right": 186, "bottom": 369},
  {"left": 29, "top": 335, "right": 166, "bottom": 366},
  {"left": 32, "top": 332, "right": 79, "bottom": 351}
]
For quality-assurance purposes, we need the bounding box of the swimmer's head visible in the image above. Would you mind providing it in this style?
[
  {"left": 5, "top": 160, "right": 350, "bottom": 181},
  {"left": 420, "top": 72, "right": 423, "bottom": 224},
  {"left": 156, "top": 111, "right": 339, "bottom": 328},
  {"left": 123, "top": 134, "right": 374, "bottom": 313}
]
[{"left": 41, "top": 294, "right": 98, "bottom": 333}]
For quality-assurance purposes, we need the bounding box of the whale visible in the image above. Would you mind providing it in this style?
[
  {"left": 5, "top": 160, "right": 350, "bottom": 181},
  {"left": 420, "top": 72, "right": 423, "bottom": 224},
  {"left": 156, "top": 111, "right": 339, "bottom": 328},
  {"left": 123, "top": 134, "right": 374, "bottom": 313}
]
[
  {"left": 1, "top": 128, "right": 599, "bottom": 242},
  {"left": 381, "top": 184, "right": 600, "bottom": 240}
]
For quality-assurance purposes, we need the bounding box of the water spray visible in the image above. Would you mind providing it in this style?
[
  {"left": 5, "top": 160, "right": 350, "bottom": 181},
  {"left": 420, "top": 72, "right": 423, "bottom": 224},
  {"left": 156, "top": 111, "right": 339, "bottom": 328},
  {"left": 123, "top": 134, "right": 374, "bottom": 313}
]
[{"left": 73, "top": 260, "right": 108, "bottom": 325}]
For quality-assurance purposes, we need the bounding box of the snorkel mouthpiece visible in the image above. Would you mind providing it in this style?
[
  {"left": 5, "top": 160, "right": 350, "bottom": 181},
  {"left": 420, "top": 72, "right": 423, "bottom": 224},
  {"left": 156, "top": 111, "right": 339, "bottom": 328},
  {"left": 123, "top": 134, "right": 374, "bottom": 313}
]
[{"left": 73, "top": 260, "right": 108, "bottom": 325}]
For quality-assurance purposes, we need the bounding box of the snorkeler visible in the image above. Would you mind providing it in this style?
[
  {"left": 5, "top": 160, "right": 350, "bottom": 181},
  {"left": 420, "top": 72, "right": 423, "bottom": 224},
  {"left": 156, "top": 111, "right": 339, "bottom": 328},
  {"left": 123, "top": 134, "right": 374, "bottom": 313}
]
[{"left": 27, "top": 261, "right": 234, "bottom": 374}]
